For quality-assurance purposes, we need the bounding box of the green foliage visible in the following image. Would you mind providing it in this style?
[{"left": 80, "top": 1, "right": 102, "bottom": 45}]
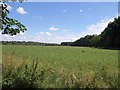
[
  {"left": 2, "top": 45, "right": 118, "bottom": 88},
  {"left": 61, "top": 42, "right": 73, "bottom": 46},
  {"left": 72, "top": 34, "right": 100, "bottom": 47},
  {"left": 98, "top": 17, "right": 120, "bottom": 48},
  {"left": 72, "top": 16, "right": 120, "bottom": 49},
  {"left": 0, "top": 3, "right": 27, "bottom": 35},
  {"left": 1, "top": 41, "right": 60, "bottom": 46},
  {"left": 2, "top": 55, "right": 53, "bottom": 88}
]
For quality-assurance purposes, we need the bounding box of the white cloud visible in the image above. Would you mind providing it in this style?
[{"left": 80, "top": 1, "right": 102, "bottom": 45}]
[
  {"left": 80, "top": 10, "right": 83, "bottom": 12},
  {"left": 81, "top": 16, "right": 115, "bottom": 36},
  {"left": 16, "top": 7, "right": 27, "bottom": 15},
  {"left": 1, "top": 33, "right": 26, "bottom": 42},
  {"left": 49, "top": 26, "right": 59, "bottom": 31},
  {"left": 20, "top": 31, "right": 25, "bottom": 35},
  {"left": 50, "top": 35, "right": 78, "bottom": 43},
  {"left": 45, "top": 32, "right": 52, "bottom": 36},
  {"left": 7, "top": 5, "right": 12, "bottom": 11},
  {"left": 1, "top": 31, "right": 78, "bottom": 44},
  {"left": 39, "top": 32, "right": 52, "bottom": 36},
  {"left": 100, "top": 19, "right": 105, "bottom": 22}
]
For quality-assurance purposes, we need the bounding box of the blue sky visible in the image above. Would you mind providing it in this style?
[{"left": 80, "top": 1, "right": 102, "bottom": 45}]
[{"left": 2, "top": 2, "right": 118, "bottom": 43}]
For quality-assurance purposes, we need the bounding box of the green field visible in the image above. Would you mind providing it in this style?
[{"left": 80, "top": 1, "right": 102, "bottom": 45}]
[{"left": 2, "top": 45, "right": 118, "bottom": 88}]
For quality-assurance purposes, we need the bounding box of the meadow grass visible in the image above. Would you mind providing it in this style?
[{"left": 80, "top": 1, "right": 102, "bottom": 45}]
[{"left": 2, "top": 45, "right": 118, "bottom": 88}]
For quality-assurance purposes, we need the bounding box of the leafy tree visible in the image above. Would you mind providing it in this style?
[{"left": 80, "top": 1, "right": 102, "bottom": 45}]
[
  {"left": 0, "top": 3, "right": 27, "bottom": 36},
  {"left": 98, "top": 17, "right": 120, "bottom": 48},
  {"left": 72, "top": 16, "right": 120, "bottom": 49},
  {"left": 61, "top": 42, "right": 73, "bottom": 46},
  {"left": 72, "top": 35, "right": 99, "bottom": 47},
  {"left": 90, "top": 35, "right": 101, "bottom": 47}
]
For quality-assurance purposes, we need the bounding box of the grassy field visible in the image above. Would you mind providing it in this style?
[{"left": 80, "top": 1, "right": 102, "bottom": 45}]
[{"left": 2, "top": 45, "right": 118, "bottom": 88}]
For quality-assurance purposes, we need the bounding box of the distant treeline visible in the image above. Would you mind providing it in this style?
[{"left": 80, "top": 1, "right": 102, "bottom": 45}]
[
  {"left": 1, "top": 41, "right": 60, "bottom": 46},
  {"left": 61, "top": 16, "right": 120, "bottom": 49}
]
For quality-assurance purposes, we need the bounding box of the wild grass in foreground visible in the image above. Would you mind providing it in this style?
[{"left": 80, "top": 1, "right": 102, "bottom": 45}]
[
  {"left": 2, "top": 54, "right": 118, "bottom": 89},
  {"left": 2, "top": 45, "right": 118, "bottom": 88}
]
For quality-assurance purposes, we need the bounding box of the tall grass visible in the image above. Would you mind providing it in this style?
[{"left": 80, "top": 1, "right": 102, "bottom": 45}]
[{"left": 2, "top": 52, "right": 118, "bottom": 88}]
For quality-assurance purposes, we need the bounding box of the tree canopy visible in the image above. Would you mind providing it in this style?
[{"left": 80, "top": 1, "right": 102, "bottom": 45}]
[{"left": 0, "top": 3, "right": 27, "bottom": 36}]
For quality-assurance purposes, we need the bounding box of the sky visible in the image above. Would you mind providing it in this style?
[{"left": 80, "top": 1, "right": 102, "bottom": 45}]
[{"left": 1, "top": 2, "right": 118, "bottom": 44}]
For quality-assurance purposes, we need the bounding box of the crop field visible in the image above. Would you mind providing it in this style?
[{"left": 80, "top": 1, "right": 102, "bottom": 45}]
[{"left": 2, "top": 45, "right": 118, "bottom": 88}]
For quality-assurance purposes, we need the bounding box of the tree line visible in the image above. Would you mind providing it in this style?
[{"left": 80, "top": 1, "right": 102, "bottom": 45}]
[
  {"left": 61, "top": 16, "right": 120, "bottom": 50},
  {"left": 1, "top": 41, "right": 60, "bottom": 46}
]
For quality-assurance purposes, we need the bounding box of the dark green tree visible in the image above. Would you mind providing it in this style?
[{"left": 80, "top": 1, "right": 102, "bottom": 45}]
[
  {"left": 0, "top": 3, "right": 27, "bottom": 36},
  {"left": 72, "top": 16, "right": 120, "bottom": 49},
  {"left": 98, "top": 17, "right": 120, "bottom": 48}
]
